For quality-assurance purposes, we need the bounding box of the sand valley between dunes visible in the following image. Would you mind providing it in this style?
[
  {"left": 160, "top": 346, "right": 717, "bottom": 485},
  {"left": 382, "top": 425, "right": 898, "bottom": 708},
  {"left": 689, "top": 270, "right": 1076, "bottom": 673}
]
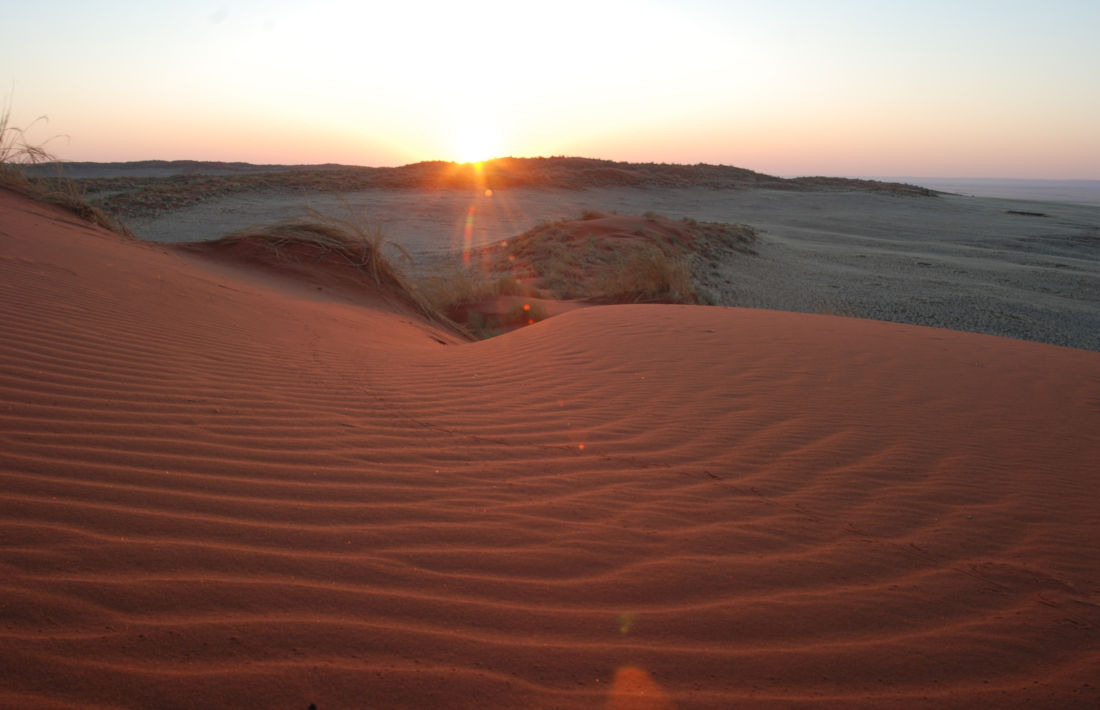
[{"left": 2, "top": 186, "right": 1099, "bottom": 709}]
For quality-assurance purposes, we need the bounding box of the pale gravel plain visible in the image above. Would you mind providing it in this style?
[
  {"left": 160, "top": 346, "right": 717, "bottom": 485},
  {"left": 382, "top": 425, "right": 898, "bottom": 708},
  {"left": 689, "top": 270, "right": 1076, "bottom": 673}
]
[{"left": 129, "top": 186, "right": 1100, "bottom": 351}]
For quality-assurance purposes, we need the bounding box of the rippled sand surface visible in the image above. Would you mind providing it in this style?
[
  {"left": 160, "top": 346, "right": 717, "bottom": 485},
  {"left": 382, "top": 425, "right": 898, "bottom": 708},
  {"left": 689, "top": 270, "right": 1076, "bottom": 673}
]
[{"left": 3, "top": 188, "right": 1099, "bottom": 709}]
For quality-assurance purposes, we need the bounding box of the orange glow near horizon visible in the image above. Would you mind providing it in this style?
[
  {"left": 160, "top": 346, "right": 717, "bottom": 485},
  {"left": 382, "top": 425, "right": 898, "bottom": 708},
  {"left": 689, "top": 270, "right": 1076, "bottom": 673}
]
[
  {"left": 6, "top": 2, "right": 1098, "bottom": 179},
  {"left": 452, "top": 124, "right": 499, "bottom": 165}
]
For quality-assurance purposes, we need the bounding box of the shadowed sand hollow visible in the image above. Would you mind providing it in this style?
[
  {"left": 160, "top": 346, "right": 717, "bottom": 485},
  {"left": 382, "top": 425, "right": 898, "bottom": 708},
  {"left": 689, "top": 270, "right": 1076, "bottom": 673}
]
[{"left": 1, "top": 187, "right": 1099, "bottom": 709}]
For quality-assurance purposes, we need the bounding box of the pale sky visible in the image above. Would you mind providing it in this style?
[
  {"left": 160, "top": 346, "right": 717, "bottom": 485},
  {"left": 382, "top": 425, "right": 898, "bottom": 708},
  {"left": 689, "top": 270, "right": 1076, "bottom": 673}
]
[{"left": 4, "top": 0, "right": 1098, "bottom": 178}]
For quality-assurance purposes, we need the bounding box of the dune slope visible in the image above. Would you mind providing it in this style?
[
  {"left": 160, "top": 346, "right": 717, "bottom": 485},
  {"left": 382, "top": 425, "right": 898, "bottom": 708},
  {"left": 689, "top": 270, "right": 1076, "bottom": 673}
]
[{"left": 1, "top": 187, "right": 1098, "bottom": 709}]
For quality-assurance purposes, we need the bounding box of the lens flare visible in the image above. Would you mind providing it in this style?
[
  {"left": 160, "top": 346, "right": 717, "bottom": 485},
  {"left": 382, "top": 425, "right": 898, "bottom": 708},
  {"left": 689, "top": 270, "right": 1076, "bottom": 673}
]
[
  {"left": 604, "top": 666, "right": 674, "bottom": 710},
  {"left": 462, "top": 204, "right": 476, "bottom": 265}
]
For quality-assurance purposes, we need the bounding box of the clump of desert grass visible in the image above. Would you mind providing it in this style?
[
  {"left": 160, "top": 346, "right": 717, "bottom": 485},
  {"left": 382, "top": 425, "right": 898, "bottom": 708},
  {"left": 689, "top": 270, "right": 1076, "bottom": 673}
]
[
  {"left": 416, "top": 268, "right": 536, "bottom": 315},
  {"left": 414, "top": 263, "right": 545, "bottom": 337},
  {"left": 0, "top": 106, "right": 53, "bottom": 167},
  {"left": 410, "top": 209, "right": 756, "bottom": 338},
  {"left": 0, "top": 104, "right": 133, "bottom": 237},
  {"left": 589, "top": 242, "right": 699, "bottom": 304},
  {"left": 205, "top": 209, "right": 456, "bottom": 330},
  {"left": 485, "top": 211, "right": 754, "bottom": 305}
]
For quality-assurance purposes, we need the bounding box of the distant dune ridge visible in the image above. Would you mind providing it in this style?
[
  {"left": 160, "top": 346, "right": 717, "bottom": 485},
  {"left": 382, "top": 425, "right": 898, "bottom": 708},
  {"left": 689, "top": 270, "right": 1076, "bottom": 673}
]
[
  {"left": 25, "top": 157, "right": 937, "bottom": 219},
  {"left": 2, "top": 184, "right": 1099, "bottom": 709},
  {"left": 869, "top": 176, "right": 1100, "bottom": 206}
]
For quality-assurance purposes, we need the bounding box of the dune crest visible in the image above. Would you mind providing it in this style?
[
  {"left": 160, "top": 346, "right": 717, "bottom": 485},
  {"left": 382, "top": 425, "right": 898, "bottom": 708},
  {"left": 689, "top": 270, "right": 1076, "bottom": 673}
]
[{"left": 1, "top": 187, "right": 1098, "bottom": 709}]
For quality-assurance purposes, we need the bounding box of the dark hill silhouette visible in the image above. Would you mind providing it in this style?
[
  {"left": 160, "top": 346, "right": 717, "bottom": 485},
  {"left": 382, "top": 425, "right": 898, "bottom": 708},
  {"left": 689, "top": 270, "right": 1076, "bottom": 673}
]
[{"left": 26, "top": 156, "right": 937, "bottom": 218}]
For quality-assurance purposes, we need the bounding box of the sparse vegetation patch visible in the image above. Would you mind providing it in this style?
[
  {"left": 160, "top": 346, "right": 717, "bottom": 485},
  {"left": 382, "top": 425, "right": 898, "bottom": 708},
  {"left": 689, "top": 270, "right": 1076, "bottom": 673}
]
[
  {"left": 407, "top": 210, "right": 757, "bottom": 338},
  {"left": 1, "top": 105, "right": 133, "bottom": 237},
  {"left": 184, "top": 210, "right": 454, "bottom": 329},
  {"left": 477, "top": 211, "right": 757, "bottom": 305}
]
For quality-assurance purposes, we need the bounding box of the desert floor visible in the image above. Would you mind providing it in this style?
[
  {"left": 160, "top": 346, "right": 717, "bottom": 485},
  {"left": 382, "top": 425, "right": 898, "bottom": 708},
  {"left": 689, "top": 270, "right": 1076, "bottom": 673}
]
[
  {"left": 130, "top": 185, "right": 1100, "bottom": 351},
  {"left": 2, "top": 185, "right": 1099, "bottom": 709}
]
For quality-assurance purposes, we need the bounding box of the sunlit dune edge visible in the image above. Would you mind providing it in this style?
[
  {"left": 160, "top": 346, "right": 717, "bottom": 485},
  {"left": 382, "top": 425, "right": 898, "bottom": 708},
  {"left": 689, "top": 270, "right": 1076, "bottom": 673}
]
[{"left": 1, "top": 186, "right": 1098, "bottom": 709}]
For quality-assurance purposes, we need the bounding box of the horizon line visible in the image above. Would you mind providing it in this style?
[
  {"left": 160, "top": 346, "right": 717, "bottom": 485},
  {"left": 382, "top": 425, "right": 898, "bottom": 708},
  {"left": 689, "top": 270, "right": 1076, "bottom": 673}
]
[{"left": 30, "top": 156, "right": 1100, "bottom": 183}]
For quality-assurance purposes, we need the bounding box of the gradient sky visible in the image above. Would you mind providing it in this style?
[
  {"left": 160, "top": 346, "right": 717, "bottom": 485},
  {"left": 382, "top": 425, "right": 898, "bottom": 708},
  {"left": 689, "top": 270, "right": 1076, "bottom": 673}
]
[{"left": 4, "top": 0, "right": 1099, "bottom": 178}]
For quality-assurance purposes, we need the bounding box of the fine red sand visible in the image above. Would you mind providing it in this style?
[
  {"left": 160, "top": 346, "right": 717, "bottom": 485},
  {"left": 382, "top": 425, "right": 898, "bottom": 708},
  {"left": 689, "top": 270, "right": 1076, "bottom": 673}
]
[{"left": 2, "top": 187, "right": 1099, "bottom": 709}]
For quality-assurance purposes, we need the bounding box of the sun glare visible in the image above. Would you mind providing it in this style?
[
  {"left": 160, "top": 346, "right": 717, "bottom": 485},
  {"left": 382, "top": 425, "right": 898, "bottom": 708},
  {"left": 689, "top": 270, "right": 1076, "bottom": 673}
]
[{"left": 453, "top": 124, "right": 497, "bottom": 164}]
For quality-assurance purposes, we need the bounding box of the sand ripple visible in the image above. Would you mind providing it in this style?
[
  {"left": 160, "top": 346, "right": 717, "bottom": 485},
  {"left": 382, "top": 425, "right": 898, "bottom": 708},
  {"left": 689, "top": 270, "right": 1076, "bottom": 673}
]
[{"left": 2, "top": 190, "right": 1099, "bottom": 708}]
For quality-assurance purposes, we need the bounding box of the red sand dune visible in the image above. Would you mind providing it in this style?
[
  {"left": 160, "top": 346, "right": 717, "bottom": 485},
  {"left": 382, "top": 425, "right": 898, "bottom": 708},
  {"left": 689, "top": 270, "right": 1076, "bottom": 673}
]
[{"left": 1, "top": 187, "right": 1099, "bottom": 709}]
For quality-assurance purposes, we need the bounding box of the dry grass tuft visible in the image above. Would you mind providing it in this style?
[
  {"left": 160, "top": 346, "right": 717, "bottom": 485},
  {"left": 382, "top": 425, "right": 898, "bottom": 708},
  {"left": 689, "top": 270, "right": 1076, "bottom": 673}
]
[
  {"left": 415, "top": 266, "right": 495, "bottom": 316},
  {"left": 488, "top": 211, "right": 748, "bottom": 305},
  {"left": 0, "top": 104, "right": 134, "bottom": 237},
  {"left": 591, "top": 243, "right": 698, "bottom": 304},
  {"left": 208, "top": 210, "right": 451, "bottom": 327},
  {"left": 0, "top": 106, "right": 54, "bottom": 166},
  {"left": 417, "top": 268, "right": 532, "bottom": 314}
]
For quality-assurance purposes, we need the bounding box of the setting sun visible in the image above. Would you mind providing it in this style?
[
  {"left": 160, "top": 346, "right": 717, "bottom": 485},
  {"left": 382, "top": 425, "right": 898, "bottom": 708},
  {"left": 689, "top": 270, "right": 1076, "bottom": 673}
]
[{"left": 452, "top": 124, "right": 498, "bottom": 164}]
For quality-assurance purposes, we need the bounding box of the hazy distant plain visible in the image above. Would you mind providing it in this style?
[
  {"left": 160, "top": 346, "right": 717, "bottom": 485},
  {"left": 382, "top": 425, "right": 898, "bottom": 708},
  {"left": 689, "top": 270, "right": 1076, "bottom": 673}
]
[{"left": 125, "top": 180, "right": 1100, "bottom": 352}]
